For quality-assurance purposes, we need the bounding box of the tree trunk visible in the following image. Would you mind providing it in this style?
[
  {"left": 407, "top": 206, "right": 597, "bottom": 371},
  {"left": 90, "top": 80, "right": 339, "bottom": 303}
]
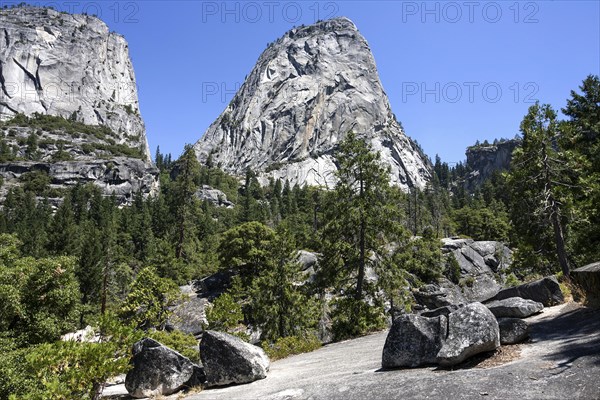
[
  {"left": 356, "top": 219, "right": 366, "bottom": 300},
  {"left": 551, "top": 205, "right": 570, "bottom": 278}
]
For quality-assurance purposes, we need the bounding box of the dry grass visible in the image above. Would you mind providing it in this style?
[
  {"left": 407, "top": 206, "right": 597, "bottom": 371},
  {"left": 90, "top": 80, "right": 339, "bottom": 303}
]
[{"left": 476, "top": 344, "right": 524, "bottom": 368}]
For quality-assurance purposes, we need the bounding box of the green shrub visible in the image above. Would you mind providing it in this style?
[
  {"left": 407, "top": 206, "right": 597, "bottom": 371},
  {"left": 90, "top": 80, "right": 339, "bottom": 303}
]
[
  {"left": 443, "top": 253, "right": 461, "bottom": 284},
  {"left": 261, "top": 333, "right": 321, "bottom": 361},
  {"left": 147, "top": 330, "right": 199, "bottom": 363},
  {"left": 330, "top": 297, "right": 386, "bottom": 341},
  {"left": 205, "top": 291, "right": 246, "bottom": 338}
]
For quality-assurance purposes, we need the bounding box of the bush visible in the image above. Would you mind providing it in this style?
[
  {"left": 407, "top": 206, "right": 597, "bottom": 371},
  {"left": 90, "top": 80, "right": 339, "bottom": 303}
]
[
  {"left": 330, "top": 297, "right": 386, "bottom": 341},
  {"left": 261, "top": 333, "right": 321, "bottom": 361},
  {"left": 443, "top": 253, "right": 461, "bottom": 284},
  {"left": 205, "top": 290, "right": 246, "bottom": 340},
  {"left": 147, "top": 330, "right": 199, "bottom": 363}
]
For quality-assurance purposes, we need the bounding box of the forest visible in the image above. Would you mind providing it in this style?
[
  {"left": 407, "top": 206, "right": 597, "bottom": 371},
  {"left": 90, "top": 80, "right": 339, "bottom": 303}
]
[{"left": 0, "top": 75, "right": 598, "bottom": 399}]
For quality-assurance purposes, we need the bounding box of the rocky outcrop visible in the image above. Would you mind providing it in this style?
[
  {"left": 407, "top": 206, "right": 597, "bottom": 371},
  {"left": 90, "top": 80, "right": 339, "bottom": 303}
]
[
  {"left": 414, "top": 239, "right": 513, "bottom": 311},
  {"left": 167, "top": 296, "right": 210, "bottom": 337},
  {"left": 0, "top": 157, "right": 159, "bottom": 204},
  {"left": 0, "top": 6, "right": 149, "bottom": 159},
  {"left": 485, "top": 297, "right": 543, "bottom": 318},
  {"left": 436, "top": 302, "right": 500, "bottom": 366},
  {"left": 413, "top": 278, "right": 467, "bottom": 309},
  {"left": 383, "top": 303, "right": 500, "bottom": 368},
  {"left": 491, "top": 276, "right": 564, "bottom": 307},
  {"left": 0, "top": 6, "right": 157, "bottom": 202},
  {"left": 572, "top": 262, "right": 600, "bottom": 305},
  {"left": 125, "top": 338, "right": 203, "bottom": 398},
  {"left": 382, "top": 314, "right": 447, "bottom": 368},
  {"left": 196, "top": 185, "right": 234, "bottom": 208},
  {"left": 497, "top": 318, "right": 529, "bottom": 345},
  {"left": 464, "top": 139, "right": 520, "bottom": 191},
  {"left": 200, "top": 330, "right": 270, "bottom": 387},
  {"left": 194, "top": 17, "right": 431, "bottom": 191}
]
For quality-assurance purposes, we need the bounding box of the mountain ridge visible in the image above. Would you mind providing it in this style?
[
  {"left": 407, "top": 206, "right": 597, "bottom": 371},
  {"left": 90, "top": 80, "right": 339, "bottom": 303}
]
[{"left": 194, "top": 17, "right": 432, "bottom": 190}]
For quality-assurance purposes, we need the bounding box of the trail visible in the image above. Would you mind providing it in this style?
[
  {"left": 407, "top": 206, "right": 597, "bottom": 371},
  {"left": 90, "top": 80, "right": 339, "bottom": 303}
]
[{"left": 187, "top": 302, "right": 600, "bottom": 400}]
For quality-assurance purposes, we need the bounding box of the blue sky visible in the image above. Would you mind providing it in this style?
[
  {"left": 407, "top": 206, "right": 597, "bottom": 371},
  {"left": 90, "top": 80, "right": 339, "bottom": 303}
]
[{"left": 16, "top": 1, "right": 600, "bottom": 164}]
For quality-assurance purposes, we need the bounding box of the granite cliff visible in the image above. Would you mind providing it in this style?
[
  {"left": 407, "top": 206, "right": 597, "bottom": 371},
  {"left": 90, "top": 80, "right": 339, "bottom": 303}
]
[
  {"left": 464, "top": 139, "right": 520, "bottom": 191},
  {"left": 0, "top": 6, "right": 157, "bottom": 202},
  {"left": 194, "top": 17, "right": 431, "bottom": 190}
]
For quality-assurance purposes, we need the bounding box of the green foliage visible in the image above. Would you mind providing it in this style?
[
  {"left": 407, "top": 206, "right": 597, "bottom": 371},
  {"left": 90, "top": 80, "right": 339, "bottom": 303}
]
[
  {"left": 206, "top": 289, "right": 245, "bottom": 335},
  {"left": 218, "top": 221, "right": 275, "bottom": 281},
  {"left": 0, "top": 314, "right": 139, "bottom": 400},
  {"left": 147, "top": 330, "right": 199, "bottom": 363},
  {"left": 443, "top": 253, "right": 462, "bottom": 284},
  {"left": 249, "top": 230, "right": 320, "bottom": 341},
  {"left": 261, "top": 333, "right": 321, "bottom": 361},
  {"left": 0, "top": 240, "right": 81, "bottom": 344},
  {"left": 330, "top": 297, "right": 386, "bottom": 341},
  {"left": 507, "top": 102, "right": 572, "bottom": 276},
  {"left": 320, "top": 132, "right": 403, "bottom": 301},
  {"left": 394, "top": 237, "right": 443, "bottom": 284},
  {"left": 120, "top": 267, "right": 181, "bottom": 330}
]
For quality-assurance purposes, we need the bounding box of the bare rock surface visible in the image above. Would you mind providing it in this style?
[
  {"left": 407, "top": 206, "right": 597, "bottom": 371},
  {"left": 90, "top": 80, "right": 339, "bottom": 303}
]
[
  {"left": 0, "top": 6, "right": 149, "bottom": 159},
  {"left": 498, "top": 318, "right": 529, "bottom": 344},
  {"left": 382, "top": 314, "right": 447, "bottom": 368},
  {"left": 125, "top": 338, "right": 201, "bottom": 398},
  {"left": 486, "top": 297, "right": 544, "bottom": 318},
  {"left": 184, "top": 303, "right": 600, "bottom": 400},
  {"left": 200, "top": 330, "right": 270, "bottom": 387},
  {"left": 193, "top": 17, "right": 431, "bottom": 190},
  {"left": 572, "top": 261, "right": 600, "bottom": 305},
  {"left": 436, "top": 302, "right": 500, "bottom": 366},
  {"left": 491, "top": 276, "right": 564, "bottom": 307}
]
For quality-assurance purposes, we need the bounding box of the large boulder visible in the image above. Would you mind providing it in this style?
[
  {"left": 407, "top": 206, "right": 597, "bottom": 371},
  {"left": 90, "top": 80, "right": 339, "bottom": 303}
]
[
  {"left": 572, "top": 262, "right": 600, "bottom": 305},
  {"left": 460, "top": 273, "right": 502, "bottom": 303},
  {"left": 485, "top": 297, "right": 544, "bottom": 318},
  {"left": 200, "top": 330, "right": 270, "bottom": 387},
  {"left": 382, "top": 314, "right": 447, "bottom": 368},
  {"left": 491, "top": 276, "right": 564, "bottom": 306},
  {"left": 436, "top": 302, "right": 500, "bottom": 366},
  {"left": 420, "top": 304, "right": 462, "bottom": 318},
  {"left": 413, "top": 278, "right": 467, "bottom": 309},
  {"left": 498, "top": 318, "right": 529, "bottom": 345},
  {"left": 125, "top": 338, "right": 202, "bottom": 398}
]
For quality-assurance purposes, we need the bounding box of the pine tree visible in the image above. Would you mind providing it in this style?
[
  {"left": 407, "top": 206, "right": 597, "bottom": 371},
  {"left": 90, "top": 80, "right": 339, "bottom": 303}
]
[
  {"left": 320, "top": 132, "right": 403, "bottom": 303},
  {"left": 171, "top": 144, "right": 201, "bottom": 260},
  {"left": 508, "top": 103, "right": 571, "bottom": 277}
]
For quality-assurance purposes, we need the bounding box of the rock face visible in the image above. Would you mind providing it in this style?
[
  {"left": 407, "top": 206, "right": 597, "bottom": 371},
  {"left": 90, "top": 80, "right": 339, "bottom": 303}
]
[
  {"left": 436, "top": 303, "right": 500, "bottom": 366},
  {"left": 125, "top": 338, "right": 202, "bottom": 398},
  {"left": 572, "top": 262, "right": 600, "bottom": 305},
  {"left": 0, "top": 6, "right": 149, "bottom": 158},
  {"left": 382, "top": 314, "right": 447, "bottom": 368},
  {"left": 200, "top": 330, "right": 270, "bottom": 387},
  {"left": 167, "top": 296, "right": 210, "bottom": 337},
  {"left": 464, "top": 139, "right": 520, "bottom": 191},
  {"left": 497, "top": 318, "right": 529, "bottom": 345},
  {"left": 491, "top": 276, "right": 564, "bottom": 307},
  {"left": 441, "top": 238, "right": 512, "bottom": 303},
  {"left": 196, "top": 185, "right": 234, "bottom": 208},
  {"left": 0, "top": 6, "right": 157, "bottom": 202},
  {"left": 0, "top": 158, "right": 159, "bottom": 203},
  {"left": 194, "top": 17, "right": 431, "bottom": 191},
  {"left": 485, "top": 297, "right": 543, "bottom": 318},
  {"left": 414, "top": 239, "right": 513, "bottom": 311}
]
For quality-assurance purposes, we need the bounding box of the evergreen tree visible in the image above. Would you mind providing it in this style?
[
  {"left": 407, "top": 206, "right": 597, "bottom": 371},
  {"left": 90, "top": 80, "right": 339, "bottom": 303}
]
[
  {"left": 321, "top": 132, "right": 402, "bottom": 300},
  {"left": 507, "top": 103, "right": 571, "bottom": 277},
  {"left": 250, "top": 229, "right": 319, "bottom": 341}
]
